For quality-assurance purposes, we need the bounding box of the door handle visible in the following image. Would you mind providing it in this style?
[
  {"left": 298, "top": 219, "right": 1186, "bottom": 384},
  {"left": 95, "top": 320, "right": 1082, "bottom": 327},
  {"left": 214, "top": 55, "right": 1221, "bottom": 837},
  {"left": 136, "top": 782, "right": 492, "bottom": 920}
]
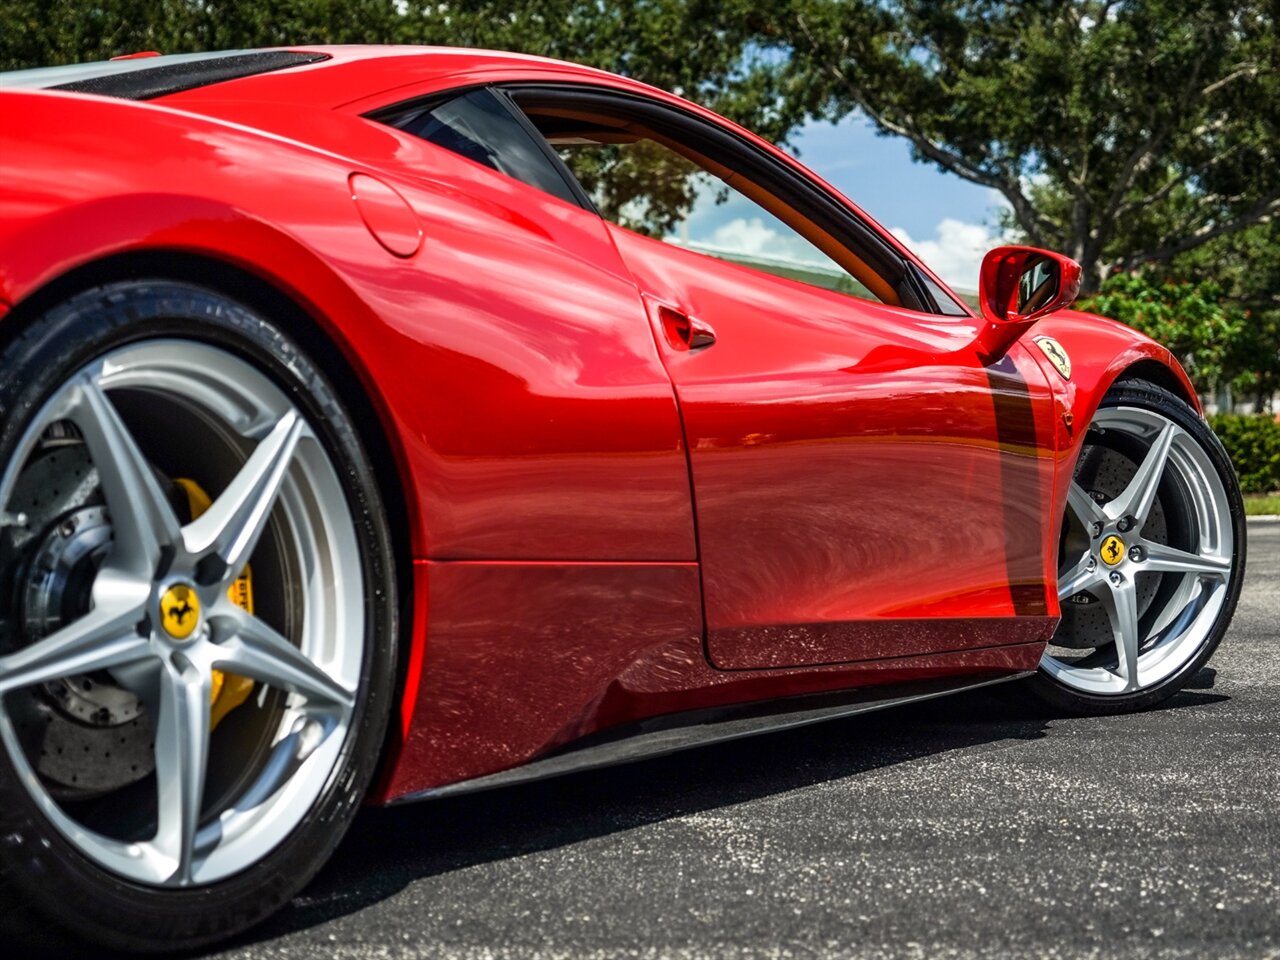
[{"left": 657, "top": 304, "right": 716, "bottom": 352}]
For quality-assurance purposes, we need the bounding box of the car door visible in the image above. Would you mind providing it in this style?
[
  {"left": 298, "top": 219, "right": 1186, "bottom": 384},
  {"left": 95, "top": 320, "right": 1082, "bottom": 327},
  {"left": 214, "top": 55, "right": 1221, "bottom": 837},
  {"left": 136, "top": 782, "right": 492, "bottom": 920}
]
[{"left": 510, "top": 85, "right": 1061, "bottom": 670}]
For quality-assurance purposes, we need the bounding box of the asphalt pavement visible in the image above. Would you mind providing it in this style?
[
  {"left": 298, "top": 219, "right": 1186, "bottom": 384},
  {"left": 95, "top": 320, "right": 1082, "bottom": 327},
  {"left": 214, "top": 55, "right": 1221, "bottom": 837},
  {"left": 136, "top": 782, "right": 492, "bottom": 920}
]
[{"left": 139, "top": 522, "right": 1280, "bottom": 957}]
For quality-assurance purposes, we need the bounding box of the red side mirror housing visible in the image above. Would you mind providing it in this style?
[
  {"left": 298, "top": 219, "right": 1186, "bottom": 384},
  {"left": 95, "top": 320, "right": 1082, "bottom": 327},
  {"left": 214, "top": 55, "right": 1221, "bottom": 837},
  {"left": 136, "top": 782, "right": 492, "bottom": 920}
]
[{"left": 975, "top": 246, "right": 1082, "bottom": 362}]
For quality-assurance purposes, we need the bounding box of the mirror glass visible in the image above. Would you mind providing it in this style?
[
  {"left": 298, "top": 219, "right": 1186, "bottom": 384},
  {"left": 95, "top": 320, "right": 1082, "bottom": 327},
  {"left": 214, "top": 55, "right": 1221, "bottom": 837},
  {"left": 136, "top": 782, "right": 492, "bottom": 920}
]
[{"left": 1018, "top": 256, "right": 1060, "bottom": 314}]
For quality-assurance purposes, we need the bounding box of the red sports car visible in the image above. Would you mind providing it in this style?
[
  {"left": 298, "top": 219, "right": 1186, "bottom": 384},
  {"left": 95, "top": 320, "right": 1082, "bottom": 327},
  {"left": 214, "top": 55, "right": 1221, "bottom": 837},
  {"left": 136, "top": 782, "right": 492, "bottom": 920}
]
[{"left": 0, "top": 47, "right": 1245, "bottom": 951}]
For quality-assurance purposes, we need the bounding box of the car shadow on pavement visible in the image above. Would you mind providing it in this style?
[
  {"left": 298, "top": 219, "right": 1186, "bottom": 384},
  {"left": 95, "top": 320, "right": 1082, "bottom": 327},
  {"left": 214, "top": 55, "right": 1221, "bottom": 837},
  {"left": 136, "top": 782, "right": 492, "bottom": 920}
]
[{"left": 222, "top": 671, "right": 1225, "bottom": 949}]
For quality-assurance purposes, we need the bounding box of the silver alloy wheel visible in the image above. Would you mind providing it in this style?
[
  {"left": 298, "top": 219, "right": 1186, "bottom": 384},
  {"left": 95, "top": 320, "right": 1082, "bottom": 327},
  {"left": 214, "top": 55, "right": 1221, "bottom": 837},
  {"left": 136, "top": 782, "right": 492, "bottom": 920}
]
[
  {"left": 0, "top": 340, "right": 364, "bottom": 887},
  {"left": 1043, "top": 405, "right": 1234, "bottom": 695}
]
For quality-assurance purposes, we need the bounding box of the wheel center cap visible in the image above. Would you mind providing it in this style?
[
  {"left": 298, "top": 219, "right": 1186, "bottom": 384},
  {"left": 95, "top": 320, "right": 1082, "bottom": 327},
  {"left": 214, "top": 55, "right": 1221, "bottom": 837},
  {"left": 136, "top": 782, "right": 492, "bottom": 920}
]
[
  {"left": 160, "top": 583, "right": 201, "bottom": 640},
  {"left": 1099, "top": 534, "right": 1126, "bottom": 567}
]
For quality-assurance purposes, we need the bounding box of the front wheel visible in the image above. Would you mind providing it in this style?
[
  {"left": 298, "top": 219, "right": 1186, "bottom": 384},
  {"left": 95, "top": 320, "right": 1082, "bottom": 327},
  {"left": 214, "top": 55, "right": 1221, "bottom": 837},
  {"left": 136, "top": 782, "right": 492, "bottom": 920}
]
[
  {"left": 1030, "top": 378, "right": 1246, "bottom": 714},
  {"left": 0, "top": 281, "right": 397, "bottom": 951}
]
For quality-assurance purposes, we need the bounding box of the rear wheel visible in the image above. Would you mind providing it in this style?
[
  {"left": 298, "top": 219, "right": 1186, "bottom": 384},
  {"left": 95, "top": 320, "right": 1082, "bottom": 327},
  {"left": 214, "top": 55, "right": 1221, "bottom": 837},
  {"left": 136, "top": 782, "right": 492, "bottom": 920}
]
[
  {"left": 1031, "top": 379, "right": 1245, "bottom": 714},
  {"left": 0, "top": 281, "right": 397, "bottom": 951}
]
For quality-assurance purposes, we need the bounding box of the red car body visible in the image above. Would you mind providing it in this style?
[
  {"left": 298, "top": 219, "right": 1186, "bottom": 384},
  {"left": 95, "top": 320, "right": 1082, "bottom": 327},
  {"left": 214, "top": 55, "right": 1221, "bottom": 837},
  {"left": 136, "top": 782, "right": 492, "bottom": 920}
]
[{"left": 0, "top": 46, "right": 1196, "bottom": 802}]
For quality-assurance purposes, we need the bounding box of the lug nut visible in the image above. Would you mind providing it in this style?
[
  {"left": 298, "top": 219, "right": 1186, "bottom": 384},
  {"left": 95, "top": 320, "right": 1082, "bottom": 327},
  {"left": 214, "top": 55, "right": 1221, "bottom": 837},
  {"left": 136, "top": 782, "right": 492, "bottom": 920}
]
[
  {"left": 1086, "top": 557, "right": 1097, "bottom": 571},
  {"left": 1117, "top": 516, "right": 1133, "bottom": 533},
  {"left": 1109, "top": 571, "right": 1123, "bottom": 586},
  {"left": 1129, "top": 546, "right": 1143, "bottom": 562},
  {"left": 1090, "top": 521, "right": 1103, "bottom": 539}
]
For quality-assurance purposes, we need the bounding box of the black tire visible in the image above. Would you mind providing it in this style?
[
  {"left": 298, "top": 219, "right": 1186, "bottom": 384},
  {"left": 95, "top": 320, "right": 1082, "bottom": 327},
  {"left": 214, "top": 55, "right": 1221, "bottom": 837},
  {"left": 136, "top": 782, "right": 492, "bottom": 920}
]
[
  {"left": 0, "top": 281, "right": 398, "bottom": 952},
  {"left": 1028, "top": 377, "right": 1246, "bottom": 715}
]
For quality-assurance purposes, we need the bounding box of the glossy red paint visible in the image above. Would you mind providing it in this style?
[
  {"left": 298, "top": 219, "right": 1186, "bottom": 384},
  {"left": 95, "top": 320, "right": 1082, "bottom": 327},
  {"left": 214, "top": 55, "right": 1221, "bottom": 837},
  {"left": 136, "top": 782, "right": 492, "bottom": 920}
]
[
  {"left": 979, "top": 246, "right": 1084, "bottom": 325},
  {"left": 0, "top": 87, "right": 694, "bottom": 565},
  {"left": 0, "top": 47, "right": 1198, "bottom": 800},
  {"left": 347, "top": 173, "right": 423, "bottom": 258}
]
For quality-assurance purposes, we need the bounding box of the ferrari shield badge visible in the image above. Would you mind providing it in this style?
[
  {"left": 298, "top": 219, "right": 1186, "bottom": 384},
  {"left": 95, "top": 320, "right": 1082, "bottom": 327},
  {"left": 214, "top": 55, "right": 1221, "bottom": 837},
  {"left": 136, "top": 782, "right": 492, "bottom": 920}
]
[
  {"left": 1099, "top": 535, "right": 1126, "bottom": 567},
  {"left": 1034, "top": 336, "right": 1072, "bottom": 380}
]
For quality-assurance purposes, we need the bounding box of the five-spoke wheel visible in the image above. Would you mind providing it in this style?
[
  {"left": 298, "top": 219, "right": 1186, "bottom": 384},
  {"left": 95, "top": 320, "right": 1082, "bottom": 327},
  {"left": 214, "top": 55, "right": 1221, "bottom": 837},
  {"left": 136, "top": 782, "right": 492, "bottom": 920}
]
[
  {"left": 1034, "top": 380, "right": 1245, "bottom": 712},
  {"left": 0, "top": 282, "right": 395, "bottom": 952}
]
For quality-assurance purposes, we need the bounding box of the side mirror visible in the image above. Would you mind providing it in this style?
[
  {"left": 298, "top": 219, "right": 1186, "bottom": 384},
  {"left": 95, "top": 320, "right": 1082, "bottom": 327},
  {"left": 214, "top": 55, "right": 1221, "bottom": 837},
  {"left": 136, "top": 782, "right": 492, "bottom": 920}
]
[{"left": 975, "top": 246, "right": 1082, "bottom": 362}]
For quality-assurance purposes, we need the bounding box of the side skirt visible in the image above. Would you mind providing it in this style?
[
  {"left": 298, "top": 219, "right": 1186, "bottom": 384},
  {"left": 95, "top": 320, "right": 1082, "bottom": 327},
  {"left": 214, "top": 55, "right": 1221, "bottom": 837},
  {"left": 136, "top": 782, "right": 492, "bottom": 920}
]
[{"left": 391, "top": 670, "right": 1032, "bottom": 804}]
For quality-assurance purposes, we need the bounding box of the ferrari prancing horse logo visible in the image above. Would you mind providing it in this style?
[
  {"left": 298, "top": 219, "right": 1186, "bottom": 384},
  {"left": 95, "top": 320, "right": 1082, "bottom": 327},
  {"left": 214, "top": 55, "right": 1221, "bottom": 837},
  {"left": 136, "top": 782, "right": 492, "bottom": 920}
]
[
  {"left": 1034, "top": 336, "right": 1072, "bottom": 380},
  {"left": 160, "top": 584, "right": 201, "bottom": 640},
  {"left": 1100, "top": 535, "right": 1126, "bottom": 567}
]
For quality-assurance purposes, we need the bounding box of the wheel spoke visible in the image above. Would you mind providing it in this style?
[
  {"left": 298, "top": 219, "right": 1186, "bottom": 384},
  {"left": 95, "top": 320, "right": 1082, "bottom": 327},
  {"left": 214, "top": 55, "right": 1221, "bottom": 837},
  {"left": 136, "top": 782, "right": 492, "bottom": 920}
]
[
  {"left": 211, "top": 611, "right": 353, "bottom": 710},
  {"left": 1109, "top": 420, "right": 1177, "bottom": 527},
  {"left": 1142, "top": 541, "right": 1232, "bottom": 578},
  {"left": 0, "top": 595, "right": 150, "bottom": 695},
  {"left": 1057, "top": 552, "right": 1100, "bottom": 601},
  {"left": 182, "top": 411, "right": 303, "bottom": 585},
  {"left": 70, "top": 376, "right": 182, "bottom": 577},
  {"left": 1099, "top": 580, "right": 1142, "bottom": 692},
  {"left": 1066, "top": 480, "right": 1107, "bottom": 529},
  {"left": 153, "top": 653, "right": 212, "bottom": 886}
]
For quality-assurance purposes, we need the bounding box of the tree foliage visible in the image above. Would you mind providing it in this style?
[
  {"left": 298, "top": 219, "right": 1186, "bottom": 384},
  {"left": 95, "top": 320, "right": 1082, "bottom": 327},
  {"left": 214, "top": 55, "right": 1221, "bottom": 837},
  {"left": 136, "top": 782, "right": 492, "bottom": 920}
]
[
  {"left": 772, "top": 1, "right": 1280, "bottom": 290},
  {"left": 1174, "top": 223, "right": 1280, "bottom": 407},
  {"left": 1075, "top": 271, "right": 1249, "bottom": 394}
]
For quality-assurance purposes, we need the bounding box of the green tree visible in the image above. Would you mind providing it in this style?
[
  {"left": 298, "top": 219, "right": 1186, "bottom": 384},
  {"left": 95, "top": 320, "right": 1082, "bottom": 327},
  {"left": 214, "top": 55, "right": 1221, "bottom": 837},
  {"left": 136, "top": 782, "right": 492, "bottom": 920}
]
[
  {"left": 0, "top": 1, "right": 405, "bottom": 68},
  {"left": 1176, "top": 223, "right": 1280, "bottom": 409},
  {"left": 1075, "top": 270, "right": 1249, "bottom": 395},
  {"left": 771, "top": 1, "right": 1280, "bottom": 291}
]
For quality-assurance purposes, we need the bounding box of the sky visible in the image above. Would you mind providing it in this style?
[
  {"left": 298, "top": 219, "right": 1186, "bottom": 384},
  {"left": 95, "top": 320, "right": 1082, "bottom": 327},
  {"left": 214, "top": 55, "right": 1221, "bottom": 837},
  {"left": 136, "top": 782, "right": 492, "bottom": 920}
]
[{"left": 680, "top": 112, "right": 1011, "bottom": 292}]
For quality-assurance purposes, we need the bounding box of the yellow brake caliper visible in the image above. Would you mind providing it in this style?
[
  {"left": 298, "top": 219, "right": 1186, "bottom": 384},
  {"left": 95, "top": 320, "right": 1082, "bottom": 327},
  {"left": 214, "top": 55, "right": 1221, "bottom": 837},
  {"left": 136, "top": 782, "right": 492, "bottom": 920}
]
[{"left": 175, "top": 479, "right": 257, "bottom": 730}]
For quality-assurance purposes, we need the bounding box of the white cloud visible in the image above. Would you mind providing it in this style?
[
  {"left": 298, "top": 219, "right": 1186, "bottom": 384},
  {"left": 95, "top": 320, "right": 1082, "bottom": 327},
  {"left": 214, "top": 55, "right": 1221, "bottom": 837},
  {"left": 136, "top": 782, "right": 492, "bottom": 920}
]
[
  {"left": 889, "top": 218, "right": 1002, "bottom": 291},
  {"left": 705, "top": 217, "right": 819, "bottom": 263}
]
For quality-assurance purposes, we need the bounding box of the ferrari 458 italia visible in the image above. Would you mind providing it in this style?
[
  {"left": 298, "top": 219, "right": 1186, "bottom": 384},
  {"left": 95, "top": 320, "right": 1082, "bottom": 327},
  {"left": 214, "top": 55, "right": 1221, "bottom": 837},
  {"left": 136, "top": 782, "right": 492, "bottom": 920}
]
[{"left": 0, "top": 47, "right": 1245, "bottom": 951}]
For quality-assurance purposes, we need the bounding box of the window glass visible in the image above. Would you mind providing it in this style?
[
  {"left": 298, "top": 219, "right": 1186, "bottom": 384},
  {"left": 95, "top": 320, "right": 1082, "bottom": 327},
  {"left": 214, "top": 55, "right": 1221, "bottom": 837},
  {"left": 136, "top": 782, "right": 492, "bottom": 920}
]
[
  {"left": 527, "top": 118, "right": 886, "bottom": 303},
  {"left": 395, "top": 89, "right": 580, "bottom": 206},
  {"left": 919, "top": 270, "right": 973, "bottom": 316}
]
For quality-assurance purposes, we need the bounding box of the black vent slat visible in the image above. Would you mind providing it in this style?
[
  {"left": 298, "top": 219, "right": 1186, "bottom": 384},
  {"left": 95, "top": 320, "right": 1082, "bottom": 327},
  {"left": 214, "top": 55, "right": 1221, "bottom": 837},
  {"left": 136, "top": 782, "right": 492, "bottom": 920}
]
[{"left": 51, "top": 51, "right": 328, "bottom": 101}]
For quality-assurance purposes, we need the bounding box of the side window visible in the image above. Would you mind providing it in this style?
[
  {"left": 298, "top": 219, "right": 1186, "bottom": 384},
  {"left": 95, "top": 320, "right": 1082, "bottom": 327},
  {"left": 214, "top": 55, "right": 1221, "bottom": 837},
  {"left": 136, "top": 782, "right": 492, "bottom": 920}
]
[
  {"left": 388, "top": 88, "right": 581, "bottom": 207},
  {"left": 514, "top": 98, "right": 895, "bottom": 305}
]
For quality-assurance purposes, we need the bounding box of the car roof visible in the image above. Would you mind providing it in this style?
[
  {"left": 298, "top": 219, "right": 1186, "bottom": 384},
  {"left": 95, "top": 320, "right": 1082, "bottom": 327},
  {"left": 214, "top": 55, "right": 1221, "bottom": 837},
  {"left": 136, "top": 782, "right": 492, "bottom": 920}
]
[
  {"left": 0, "top": 44, "right": 659, "bottom": 113},
  {"left": 0, "top": 45, "right": 649, "bottom": 108}
]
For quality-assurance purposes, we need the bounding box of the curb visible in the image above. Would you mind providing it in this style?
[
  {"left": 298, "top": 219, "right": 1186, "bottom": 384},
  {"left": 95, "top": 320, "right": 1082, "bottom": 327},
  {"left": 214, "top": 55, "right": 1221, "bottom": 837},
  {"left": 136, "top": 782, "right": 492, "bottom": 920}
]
[{"left": 1246, "top": 515, "right": 1280, "bottom": 523}]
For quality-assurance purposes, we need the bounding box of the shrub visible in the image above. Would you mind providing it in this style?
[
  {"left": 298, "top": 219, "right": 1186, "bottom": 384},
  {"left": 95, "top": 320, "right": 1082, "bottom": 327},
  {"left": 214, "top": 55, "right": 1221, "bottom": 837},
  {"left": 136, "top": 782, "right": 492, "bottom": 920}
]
[{"left": 1208, "top": 414, "right": 1280, "bottom": 494}]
